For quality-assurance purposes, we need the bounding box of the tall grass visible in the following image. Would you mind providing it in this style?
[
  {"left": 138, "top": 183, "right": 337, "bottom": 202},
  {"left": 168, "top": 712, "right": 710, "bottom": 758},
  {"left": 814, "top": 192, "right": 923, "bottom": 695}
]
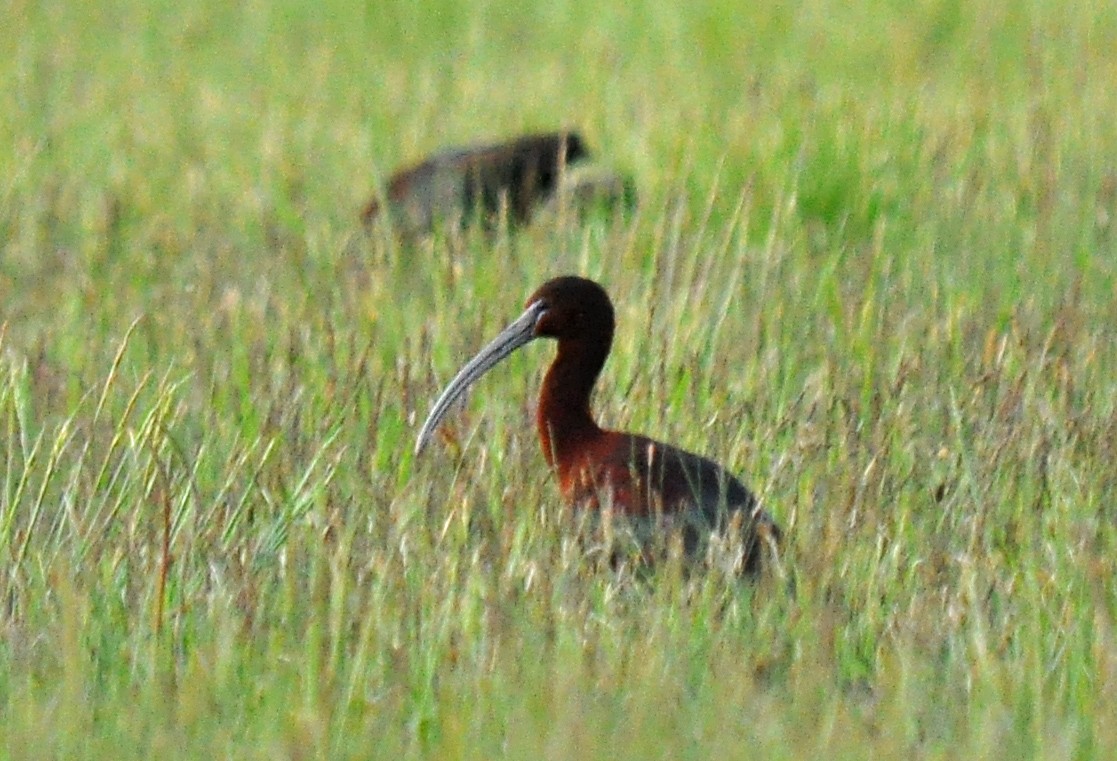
[{"left": 2, "top": 0, "right": 1117, "bottom": 757}]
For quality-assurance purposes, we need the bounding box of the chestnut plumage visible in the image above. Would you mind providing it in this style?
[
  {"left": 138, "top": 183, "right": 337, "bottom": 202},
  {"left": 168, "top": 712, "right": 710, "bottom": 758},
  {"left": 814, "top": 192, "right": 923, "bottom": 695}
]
[
  {"left": 416, "top": 276, "right": 779, "bottom": 574},
  {"left": 362, "top": 131, "right": 589, "bottom": 236}
]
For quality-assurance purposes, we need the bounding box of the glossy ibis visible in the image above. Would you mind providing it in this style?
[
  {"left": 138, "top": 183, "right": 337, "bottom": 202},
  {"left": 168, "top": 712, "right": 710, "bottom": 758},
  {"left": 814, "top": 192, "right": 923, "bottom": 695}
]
[
  {"left": 361, "top": 131, "right": 589, "bottom": 236},
  {"left": 415, "top": 276, "right": 779, "bottom": 574}
]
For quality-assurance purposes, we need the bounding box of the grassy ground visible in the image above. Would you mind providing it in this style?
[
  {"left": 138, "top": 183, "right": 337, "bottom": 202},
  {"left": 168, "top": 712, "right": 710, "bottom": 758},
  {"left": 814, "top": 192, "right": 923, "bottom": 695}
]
[{"left": 3, "top": 0, "right": 1117, "bottom": 757}]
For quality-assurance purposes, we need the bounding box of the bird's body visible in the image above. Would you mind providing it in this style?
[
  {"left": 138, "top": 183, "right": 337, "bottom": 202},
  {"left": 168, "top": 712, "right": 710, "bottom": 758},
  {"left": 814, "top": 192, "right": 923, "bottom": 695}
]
[
  {"left": 362, "top": 132, "right": 588, "bottom": 236},
  {"left": 416, "top": 276, "right": 778, "bottom": 574},
  {"left": 537, "top": 166, "right": 638, "bottom": 220}
]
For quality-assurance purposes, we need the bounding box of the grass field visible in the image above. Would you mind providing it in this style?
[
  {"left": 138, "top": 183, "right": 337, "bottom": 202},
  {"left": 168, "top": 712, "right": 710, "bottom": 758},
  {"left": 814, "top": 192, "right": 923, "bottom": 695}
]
[{"left": 3, "top": 0, "right": 1117, "bottom": 757}]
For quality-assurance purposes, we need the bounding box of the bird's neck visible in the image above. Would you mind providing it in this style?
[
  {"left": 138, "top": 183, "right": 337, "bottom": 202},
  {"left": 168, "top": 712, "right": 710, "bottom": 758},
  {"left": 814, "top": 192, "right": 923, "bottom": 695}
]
[{"left": 536, "top": 340, "right": 607, "bottom": 471}]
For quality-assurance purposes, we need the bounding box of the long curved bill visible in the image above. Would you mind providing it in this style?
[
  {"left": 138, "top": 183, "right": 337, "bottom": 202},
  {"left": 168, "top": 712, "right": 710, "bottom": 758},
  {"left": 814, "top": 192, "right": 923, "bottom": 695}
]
[{"left": 415, "top": 300, "right": 547, "bottom": 454}]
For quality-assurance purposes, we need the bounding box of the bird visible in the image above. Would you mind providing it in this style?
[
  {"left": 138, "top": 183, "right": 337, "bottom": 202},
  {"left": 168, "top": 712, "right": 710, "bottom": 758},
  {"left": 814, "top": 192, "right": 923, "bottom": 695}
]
[
  {"left": 537, "top": 165, "right": 638, "bottom": 220},
  {"left": 415, "top": 276, "right": 780, "bottom": 575},
  {"left": 361, "top": 131, "right": 590, "bottom": 237}
]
